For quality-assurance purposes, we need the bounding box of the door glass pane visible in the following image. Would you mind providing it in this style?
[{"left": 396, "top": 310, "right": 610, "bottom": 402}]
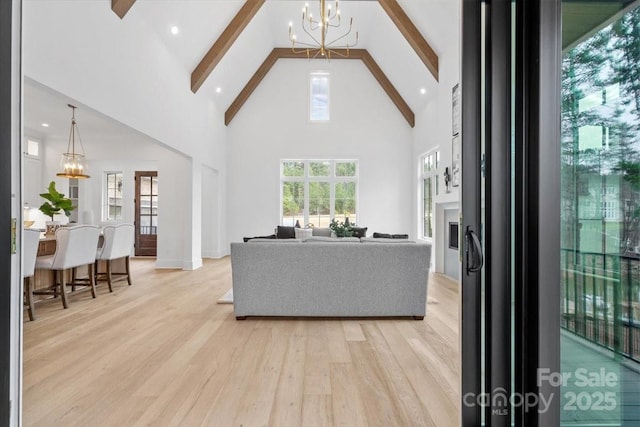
[
  {"left": 140, "top": 196, "right": 151, "bottom": 215},
  {"left": 140, "top": 215, "right": 151, "bottom": 234},
  {"left": 152, "top": 176, "right": 158, "bottom": 195},
  {"left": 140, "top": 176, "right": 151, "bottom": 196},
  {"left": 560, "top": 4, "right": 639, "bottom": 424}
]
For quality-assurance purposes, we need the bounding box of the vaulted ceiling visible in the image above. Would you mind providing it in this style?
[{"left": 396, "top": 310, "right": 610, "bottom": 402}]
[{"left": 115, "top": 0, "right": 447, "bottom": 127}]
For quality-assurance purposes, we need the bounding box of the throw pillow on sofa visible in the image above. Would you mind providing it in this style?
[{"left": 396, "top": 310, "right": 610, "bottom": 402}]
[
  {"left": 373, "top": 232, "right": 409, "bottom": 239},
  {"left": 276, "top": 226, "right": 296, "bottom": 239},
  {"left": 351, "top": 227, "right": 368, "bottom": 238}
]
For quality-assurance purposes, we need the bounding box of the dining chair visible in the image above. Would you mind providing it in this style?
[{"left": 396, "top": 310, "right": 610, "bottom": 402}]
[
  {"left": 96, "top": 223, "right": 134, "bottom": 292},
  {"left": 23, "top": 229, "right": 42, "bottom": 321},
  {"left": 34, "top": 225, "right": 101, "bottom": 309}
]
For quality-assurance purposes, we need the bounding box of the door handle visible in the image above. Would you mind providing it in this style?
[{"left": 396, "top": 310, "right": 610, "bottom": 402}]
[{"left": 465, "top": 226, "right": 484, "bottom": 274}]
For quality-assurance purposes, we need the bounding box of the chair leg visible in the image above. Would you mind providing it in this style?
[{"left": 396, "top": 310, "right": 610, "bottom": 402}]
[
  {"left": 60, "top": 270, "right": 69, "bottom": 309},
  {"left": 71, "top": 267, "right": 77, "bottom": 292},
  {"left": 94, "top": 259, "right": 99, "bottom": 284},
  {"left": 125, "top": 256, "right": 132, "bottom": 286},
  {"left": 53, "top": 270, "right": 58, "bottom": 298},
  {"left": 25, "top": 276, "right": 35, "bottom": 321},
  {"left": 106, "top": 260, "right": 113, "bottom": 293},
  {"left": 89, "top": 263, "right": 97, "bottom": 298}
]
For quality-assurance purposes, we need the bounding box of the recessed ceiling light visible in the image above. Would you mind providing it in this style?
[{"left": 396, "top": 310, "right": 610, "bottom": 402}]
[
  {"left": 215, "top": 87, "right": 222, "bottom": 94},
  {"left": 420, "top": 88, "right": 426, "bottom": 95},
  {"left": 41, "top": 123, "right": 49, "bottom": 127},
  {"left": 170, "top": 26, "right": 179, "bottom": 35}
]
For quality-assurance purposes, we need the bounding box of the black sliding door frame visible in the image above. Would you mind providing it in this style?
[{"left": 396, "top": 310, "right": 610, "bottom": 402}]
[
  {"left": 462, "top": 0, "right": 562, "bottom": 425},
  {"left": 0, "top": 0, "right": 19, "bottom": 424},
  {"left": 487, "top": 0, "right": 513, "bottom": 424},
  {"left": 460, "top": 1, "right": 483, "bottom": 425},
  {"left": 513, "top": 0, "right": 562, "bottom": 425}
]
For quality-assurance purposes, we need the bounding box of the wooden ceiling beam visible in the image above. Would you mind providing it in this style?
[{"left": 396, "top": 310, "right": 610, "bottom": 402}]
[
  {"left": 111, "top": 0, "right": 136, "bottom": 19},
  {"left": 377, "top": 0, "right": 439, "bottom": 81},
  {"left": 191, "top": 0, "right": 266, "bottom": 93},
  {"left": 225, "top": 48, "right": 415, "bottom": 128}
]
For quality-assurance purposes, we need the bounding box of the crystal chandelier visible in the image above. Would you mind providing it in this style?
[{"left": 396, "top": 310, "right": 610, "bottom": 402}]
[
  {"left": 56, "top": 104, "right": 90, "bottom": 179},
  {"left": 288, "top": 0, "right": 359, "bottom": 59}
]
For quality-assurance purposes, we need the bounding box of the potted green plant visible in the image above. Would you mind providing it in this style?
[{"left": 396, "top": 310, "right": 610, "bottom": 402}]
[
  {"left": 329, "top": 218, "right": 354, "bottom": 237},
  {"left": 39, "top": 181, "right": 75, "bottom": 235}
]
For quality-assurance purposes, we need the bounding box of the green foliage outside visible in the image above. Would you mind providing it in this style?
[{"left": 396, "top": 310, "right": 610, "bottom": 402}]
[{"left": 561, "top": 7, "right": 640, "bottom": 255}]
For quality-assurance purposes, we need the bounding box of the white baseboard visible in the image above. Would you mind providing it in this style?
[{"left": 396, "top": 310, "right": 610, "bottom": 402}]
[
  {"left": 202, "top": 250, "right": 229, "bottom": 259},
  {"left": 183, "top": 258, "right": 203, "bottom": 271},
  {"left": 155, "top": 259, "right": 183, "bottom": 269}
]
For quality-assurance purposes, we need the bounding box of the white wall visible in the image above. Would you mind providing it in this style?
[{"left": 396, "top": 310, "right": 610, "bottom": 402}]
[
  {"left": 202, "top": 165, "right": 224, "bottom": 258},
  {"left": 23, "top": 0, "right": 229, "bottom": 268},
  {"left": 411, "top": 0, "right": 461, "bottom": 275},
  {"left": 227, "top": 59, "right": 414, "bottom": 245}
]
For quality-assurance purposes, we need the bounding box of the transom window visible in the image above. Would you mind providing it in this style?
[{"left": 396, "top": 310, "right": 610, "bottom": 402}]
[
  {"left": 309, "top": 72, "right": 330, "bottom": 121},
  {"left": 281, "top": 160, "right": 357, "bottom": 227},
  {"left": 421, "top": 150, "right": 440, "bottom": 239},
  {"left": 104, "top": 172, "right": 123, "bottom": 221}
]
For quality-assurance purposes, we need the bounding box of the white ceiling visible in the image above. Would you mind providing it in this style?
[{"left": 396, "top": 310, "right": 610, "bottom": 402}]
[
  {"left": 23, "top": 78, "right": 162, "bottom": 149},
  {"left": 130, "top": 0, "right": 440, "bottom": 112},
  {"left": 24, "top": 0, "right": 451, "bottom": 145}
]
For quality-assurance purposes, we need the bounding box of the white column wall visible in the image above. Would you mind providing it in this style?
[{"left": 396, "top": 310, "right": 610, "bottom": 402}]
[{"left": 227, "top": 60, "right": 414, "bottom": 246}]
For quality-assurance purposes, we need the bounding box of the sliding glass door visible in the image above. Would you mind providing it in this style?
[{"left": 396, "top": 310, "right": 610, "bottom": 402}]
[
  {"left": 560, "top": 2, "right": 640, "bottom": 425},
  {"left": 461, "top": 0, "right": 640, "bottom": 425}
]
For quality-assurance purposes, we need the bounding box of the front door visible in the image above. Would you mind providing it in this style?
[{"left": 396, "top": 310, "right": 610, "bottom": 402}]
[{"left": 134, "top": 171, "right": 158, "bottom": 256}]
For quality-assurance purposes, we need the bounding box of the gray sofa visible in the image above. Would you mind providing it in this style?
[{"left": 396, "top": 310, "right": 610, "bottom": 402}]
[{"left": 230, "top": 238, "right": 432, "bottom": 320}]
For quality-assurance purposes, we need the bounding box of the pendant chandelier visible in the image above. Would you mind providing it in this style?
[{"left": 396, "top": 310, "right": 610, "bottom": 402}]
[
  {"left": 57, "top": 104, "right": 90, "bottom": 179},
  {"left": 288, "top": 0, "right": 358, "bottom": 59}
]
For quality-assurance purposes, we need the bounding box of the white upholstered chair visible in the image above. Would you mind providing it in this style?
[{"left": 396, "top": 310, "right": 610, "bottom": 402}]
[
  {"left": 96, "top": 223, "right": 134, "bottom": 291},
  {"left": 23, "top": 229, "right": 41, "bottom": 321},
  {"left": 34, "top": 225, "right": 101, "bottom": 309}
]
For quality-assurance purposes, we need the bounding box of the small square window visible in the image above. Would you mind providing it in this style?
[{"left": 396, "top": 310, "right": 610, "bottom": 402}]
[{"left": 26, "top": 139, "right": 39, "bottom": 157}]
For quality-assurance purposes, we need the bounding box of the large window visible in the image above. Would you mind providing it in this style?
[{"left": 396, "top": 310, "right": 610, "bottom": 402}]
[
  {"left": 309, "top": 72, "right": 330, "bottom": 121},
  {"left": 281, "top": 160, "right": 357, "bottom": 227},
  {"left": 105, "top": 172, "right": 123, "bottom": 221},
  {"left": 421, "top": 150, "right": 440, "bottom": 238}
]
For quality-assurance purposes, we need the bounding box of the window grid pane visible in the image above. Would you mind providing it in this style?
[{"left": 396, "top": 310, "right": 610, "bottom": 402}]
[{"left": 105, "top": 172, "right": 123, "bottom": 221}]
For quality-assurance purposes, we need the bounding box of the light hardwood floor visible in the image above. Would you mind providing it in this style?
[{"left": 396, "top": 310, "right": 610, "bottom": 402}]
[{"left": 23, "top": 258, "right": 460, "bottom": 426}]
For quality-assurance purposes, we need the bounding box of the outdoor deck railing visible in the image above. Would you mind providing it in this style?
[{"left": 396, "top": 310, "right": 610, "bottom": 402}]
[{"left": 561, "top": 248, "right": 640, "bottom": 363}]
